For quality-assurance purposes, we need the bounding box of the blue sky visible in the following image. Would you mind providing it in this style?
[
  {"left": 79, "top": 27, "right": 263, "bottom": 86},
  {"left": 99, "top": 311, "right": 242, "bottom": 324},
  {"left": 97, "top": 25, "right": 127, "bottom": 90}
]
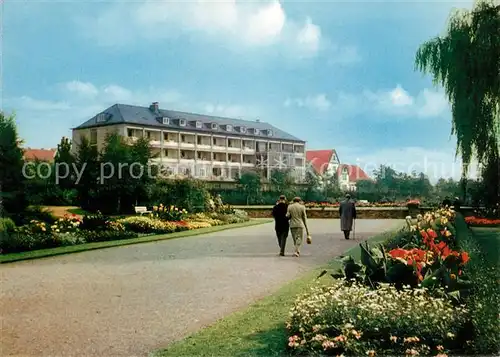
[{"left": 2, "top": 0, "right": 478, "bottom": 182}]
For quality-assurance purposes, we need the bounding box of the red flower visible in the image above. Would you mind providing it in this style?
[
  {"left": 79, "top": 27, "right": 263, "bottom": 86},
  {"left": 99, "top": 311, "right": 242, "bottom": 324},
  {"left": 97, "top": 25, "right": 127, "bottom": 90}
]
[
  {"left": 460, "top": 251, "right": 470, "bottom": 264},
  {"left": 426, "top": 228, "right": 438, "bottom": 239}
]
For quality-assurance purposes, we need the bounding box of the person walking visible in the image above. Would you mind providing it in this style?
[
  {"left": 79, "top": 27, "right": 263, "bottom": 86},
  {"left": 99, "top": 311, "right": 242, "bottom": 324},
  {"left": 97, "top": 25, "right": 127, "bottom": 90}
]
[
  {"left": 286, "top": 197, "right": 310, "bottom": 257},
  {"left": 272, "top": 195, "right": 290, "bottom": 256},
  {"left": 339, "top": 193, "right": 356, "bottom": 240}
]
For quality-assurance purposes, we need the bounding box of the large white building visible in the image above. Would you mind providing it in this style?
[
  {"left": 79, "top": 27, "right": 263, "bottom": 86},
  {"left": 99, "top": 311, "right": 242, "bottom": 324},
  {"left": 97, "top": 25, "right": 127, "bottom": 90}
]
[{"left": 72, "top": 102, "right": 307, "bottom": 182}]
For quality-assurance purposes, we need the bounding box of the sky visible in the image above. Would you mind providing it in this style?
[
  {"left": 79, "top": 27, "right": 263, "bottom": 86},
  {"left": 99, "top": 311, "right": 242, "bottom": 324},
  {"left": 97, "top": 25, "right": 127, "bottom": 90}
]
[{"left": 2, "top": 0, "right": 480, "bottom": 182}]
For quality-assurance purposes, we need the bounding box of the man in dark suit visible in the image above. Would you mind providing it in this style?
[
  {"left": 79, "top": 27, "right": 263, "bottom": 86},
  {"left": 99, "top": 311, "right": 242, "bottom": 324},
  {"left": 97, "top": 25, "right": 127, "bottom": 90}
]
[
  {"left": 272, "top": 195, "right": 289, "bottom": 256},
  {"left": 339, "top": 193, "right": 356, "bottom": 240}
]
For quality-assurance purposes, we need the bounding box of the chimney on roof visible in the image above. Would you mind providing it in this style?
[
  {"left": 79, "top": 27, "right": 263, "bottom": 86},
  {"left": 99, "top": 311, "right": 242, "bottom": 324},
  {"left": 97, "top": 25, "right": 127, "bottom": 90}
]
[{"left": 149, "top": 102, "right": 159, "bottom": 113}]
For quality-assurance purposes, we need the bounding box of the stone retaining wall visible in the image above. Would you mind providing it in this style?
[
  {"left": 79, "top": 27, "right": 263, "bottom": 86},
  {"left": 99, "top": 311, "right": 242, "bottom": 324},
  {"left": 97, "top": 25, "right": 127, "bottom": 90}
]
[
  {"left": 240, "top": 207, "right": 411, "bottom": 219},
  {"left": 236, "top": 206, "right": 475, "bottom": 219}
]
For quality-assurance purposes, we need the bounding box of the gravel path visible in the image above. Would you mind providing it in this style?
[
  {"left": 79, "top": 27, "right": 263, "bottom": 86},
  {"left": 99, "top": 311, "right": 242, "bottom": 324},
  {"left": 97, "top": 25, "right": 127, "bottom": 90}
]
[{"left": 1, "top": 219, "right": 402, "bottom": 357}]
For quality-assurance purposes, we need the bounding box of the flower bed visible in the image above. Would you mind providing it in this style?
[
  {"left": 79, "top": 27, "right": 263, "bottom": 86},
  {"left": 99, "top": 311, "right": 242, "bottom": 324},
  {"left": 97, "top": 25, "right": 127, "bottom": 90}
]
[
  {"left": 464, "top": 216, "right": 500, "bottom": 227},
  {"left": 285, "top": 207, "right": 482, "bottom": 356},
  {"left": 0, "top": 207, "right": 250, "bottom": 255}
]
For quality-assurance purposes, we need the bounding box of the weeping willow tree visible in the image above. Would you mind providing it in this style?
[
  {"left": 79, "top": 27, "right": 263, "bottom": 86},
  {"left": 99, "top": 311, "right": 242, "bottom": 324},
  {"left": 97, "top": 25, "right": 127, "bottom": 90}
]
[{"left": 415, "top": 0, "right": 500, "bottom": 207}]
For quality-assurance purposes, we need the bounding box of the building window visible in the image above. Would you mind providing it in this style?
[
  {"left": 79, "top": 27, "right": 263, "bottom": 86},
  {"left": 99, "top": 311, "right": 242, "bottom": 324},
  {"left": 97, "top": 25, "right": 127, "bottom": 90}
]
[
  {"left": 211, "top": 123, "right": 218, "bottom": 130},
  {"left": 196, "top": 121, "right": 202, "bottom": 129},
  {"left": 240, "top": 126, "right": 246, "bottom": 133},
  {"left": 267, "top": 130, "right": 273, "bottom": 136},
  {"left": 90, "top": 129, "right": 97, "bottom": 145},
  {"left": 127, "top": 129, "right": 133, "bottom": 137},
  {"left": 162, "top": 117, "right": 170, "bottom": 125},
  {"left": 254, "top": 128, "right": 260, "bottom": 135},
  {"left": 226, "top": 125, "right": 232, "bottom": 131},
  {"left": 179, "top": 119, "right": 187, "bottom": 126},
  {"left": 342, "top": 168, "right": 348, "bottom": 181},
  {"left": 199, "top": 168, "right": 206, "bottom": 177},
  {"left": 96, "top": 113, "right": 107, "bottom": 123}
]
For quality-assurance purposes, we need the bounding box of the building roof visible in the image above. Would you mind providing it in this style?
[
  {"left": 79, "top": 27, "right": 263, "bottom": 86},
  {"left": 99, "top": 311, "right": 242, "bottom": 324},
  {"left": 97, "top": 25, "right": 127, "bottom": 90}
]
[
  {"left": 23, "top": 148, "right": 57, "bottom": 162},
  {"left": 337, "top": 164, "right": 371, "bottom": 182},
  {"left": 74, "top": 103, "right": 305, "bottom": 143},
  {"left": 306, "top": 149, "right": 337, "bottom": 175}
]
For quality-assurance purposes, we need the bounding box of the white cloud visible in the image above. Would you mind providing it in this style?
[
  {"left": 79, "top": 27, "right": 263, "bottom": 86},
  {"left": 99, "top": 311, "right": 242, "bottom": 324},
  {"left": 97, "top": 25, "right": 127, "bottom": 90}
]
[
  {"left": 284, "top": 94, "right": 331, "bottom": 112},
  {"left": 77, "top": 0, "right": 339, "bottom": 59},
  {"left": 337, "top": 146, "right": 479, "bottom": 183},
  {"left": 64, "top": 81, "right": 99, "bottom": 97},
  {"left": 364, "top": 85, "right": 450, "bottom": 119}
]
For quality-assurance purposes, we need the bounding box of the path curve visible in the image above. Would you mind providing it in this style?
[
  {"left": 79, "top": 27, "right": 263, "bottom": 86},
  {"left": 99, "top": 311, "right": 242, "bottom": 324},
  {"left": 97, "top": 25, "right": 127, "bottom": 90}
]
[{"left": 0, "top": 219, "right": 402, "bottom": 356}]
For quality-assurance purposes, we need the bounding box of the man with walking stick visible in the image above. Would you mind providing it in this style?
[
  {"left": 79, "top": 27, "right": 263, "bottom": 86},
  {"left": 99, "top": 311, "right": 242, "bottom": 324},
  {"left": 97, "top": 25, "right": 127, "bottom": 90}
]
[{"left": 339, "top": 193, "right": 356, "bottom": 240}]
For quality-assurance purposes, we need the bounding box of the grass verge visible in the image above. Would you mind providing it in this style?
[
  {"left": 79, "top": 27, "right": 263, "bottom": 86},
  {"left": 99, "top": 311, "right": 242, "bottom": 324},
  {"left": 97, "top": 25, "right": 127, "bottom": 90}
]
[
  {"left": 0, "top": 219, "right": 272, "bottom": 264},
  {"left": 152, "top": 227, "right": 402, "bottom": 357},
  {"left": 455, "top": 217, "right": 500, "bottom": 355}
]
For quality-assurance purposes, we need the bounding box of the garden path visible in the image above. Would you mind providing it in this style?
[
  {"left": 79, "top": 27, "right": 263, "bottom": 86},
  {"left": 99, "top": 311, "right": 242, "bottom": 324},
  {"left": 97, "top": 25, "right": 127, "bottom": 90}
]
[{"left": 0, "top": 219, "right": 402, "bottom": 357}]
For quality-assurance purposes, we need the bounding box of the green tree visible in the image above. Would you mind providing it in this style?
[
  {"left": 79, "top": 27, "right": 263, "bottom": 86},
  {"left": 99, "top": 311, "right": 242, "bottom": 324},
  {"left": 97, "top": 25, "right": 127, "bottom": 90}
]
[
  {"left": 0, "top": 112, "right": 28, "bottom": 220},
  {"left": 238, "top": 170, "right": 262, "bottom": 205},
  {"left": 270, "top": 169, "right": 294, "bottom": 196},
  {"left": 415, "top": 0, "right": 500, "bottom": 204},
  {"left": 74, "top": 136, "right": 100, "bottom": 211}
]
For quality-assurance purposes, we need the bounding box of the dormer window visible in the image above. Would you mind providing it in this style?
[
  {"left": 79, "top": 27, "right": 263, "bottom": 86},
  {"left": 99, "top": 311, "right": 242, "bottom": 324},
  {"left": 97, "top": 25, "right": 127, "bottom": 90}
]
[
  {"left": 179, "top": 119, "right": 187, "bottom": 126},
  {"left": 211, "top": 123, "right": 218, "bottom": 130},
  {"left": 240, "top": 126, "right": 247, "bottom": 133},
  {"left": 196, "top": 121, "right": 202, "bottom": 129},
  {"left": 267, "top": 130, "right": 273, "bottom": 137},
  {"left": 96, "top": 113, "right": 107, "bottom": 123},
  {"left": 226, "top": 125, "right": 232, "bottom": 132},
  {"left": 162, "top": 117, "right": 170, "bottom": 125},
  {"left": 254, "top": 128, "right": 260, "bottom": 135}
]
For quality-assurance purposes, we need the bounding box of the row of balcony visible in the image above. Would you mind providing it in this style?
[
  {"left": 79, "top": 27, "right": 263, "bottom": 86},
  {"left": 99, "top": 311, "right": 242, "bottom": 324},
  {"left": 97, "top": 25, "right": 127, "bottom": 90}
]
[{"left": 126, "top": 130, "right": 305, "bottom": 154}]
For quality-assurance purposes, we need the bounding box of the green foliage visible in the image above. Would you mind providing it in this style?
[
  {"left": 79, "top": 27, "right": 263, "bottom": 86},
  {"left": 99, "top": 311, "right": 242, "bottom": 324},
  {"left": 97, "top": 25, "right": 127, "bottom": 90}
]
[
  {"left": 151, "top": 178, "right": 210, "bottom": 213},
  {"left": 0, "top": 112, "right": 28, "bottom": 220},
  {"left": 80, "top": 212, "right": 110, "bottom": 231},
  {"left": 415, "top": 0, "right": 500, "bottom": 173},
  {"left": 74, "top": 135, "right": 100, "bottom": 211},
  {"left": 355, "top": 165, "right": 433, "bottom": 202},
  {"left": 76, "top": 229, "right": 138, "bottom": 243},
  {"left": 238, "top": 170, "right": 262, "bottom": 204}
]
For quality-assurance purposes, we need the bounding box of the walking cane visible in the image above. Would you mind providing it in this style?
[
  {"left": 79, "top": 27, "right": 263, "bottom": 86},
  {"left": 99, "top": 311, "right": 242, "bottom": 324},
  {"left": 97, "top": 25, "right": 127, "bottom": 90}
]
[{"left": 353, "top": 219, "right": 356, "bottom": 241}]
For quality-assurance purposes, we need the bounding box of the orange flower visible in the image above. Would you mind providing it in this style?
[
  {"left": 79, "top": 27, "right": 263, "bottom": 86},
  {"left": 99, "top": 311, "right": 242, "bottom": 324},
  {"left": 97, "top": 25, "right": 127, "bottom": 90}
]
[
  {"left": 426, "top": 228, "right": 438, "bottom": 239},
  {"left": 460, "top": 251, "right": 470, "bottom": 264}
]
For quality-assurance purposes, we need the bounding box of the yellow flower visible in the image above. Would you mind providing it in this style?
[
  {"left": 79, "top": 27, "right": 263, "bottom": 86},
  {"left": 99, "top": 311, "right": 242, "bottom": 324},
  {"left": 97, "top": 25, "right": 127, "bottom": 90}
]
[
  {"left": 450, "top": 274, "right": 456, "bottom": 280},
  {"left": 390, "top": 335, "right": 398, "bottom": 343},
  {"left": 366, "top": 350, "right": 376, "bottom": 357}
]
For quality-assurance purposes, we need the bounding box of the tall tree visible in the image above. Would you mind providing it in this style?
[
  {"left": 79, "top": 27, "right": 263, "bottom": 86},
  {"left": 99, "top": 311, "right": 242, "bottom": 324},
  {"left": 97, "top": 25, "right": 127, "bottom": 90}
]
[
  {"left": 238, "top": 170, "right": 262, "bottom": 205},
  {"left": 54, "top": 136, "right": 75, "bottom": 191},
  {"left": 0, "top": 112, "right": 28, "bottom": 220},
  {"left": 415, "top": 0, "right": 500, "bottom": 203},
  {"left": 74, "top": 136, "right": 100, "bottom": 211}
]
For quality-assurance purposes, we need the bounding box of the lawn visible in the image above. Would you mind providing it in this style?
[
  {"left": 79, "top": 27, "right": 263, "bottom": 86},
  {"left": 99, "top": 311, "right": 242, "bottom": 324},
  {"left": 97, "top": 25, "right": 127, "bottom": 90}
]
[
  {"left": 0, "top": 219, "right": 272, "bottom": 264},
  {"left": 470, "top": 226, "right": 500, "bottom": 266},
  {"left": 153, "top": 229, "right": 400, "bottom": 357}
]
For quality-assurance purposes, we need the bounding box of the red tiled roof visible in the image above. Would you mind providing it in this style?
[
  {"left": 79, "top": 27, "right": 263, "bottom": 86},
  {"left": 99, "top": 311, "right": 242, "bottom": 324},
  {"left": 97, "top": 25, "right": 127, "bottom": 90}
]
[
  {"left": 23, "top": 148, "right": 57, "bottom": 162},
  {"left": 306, "top": 150, "right": 335, "bottom": 175},
  {"left": 337, "top": 164, "right": 371, "bottom": 182}
]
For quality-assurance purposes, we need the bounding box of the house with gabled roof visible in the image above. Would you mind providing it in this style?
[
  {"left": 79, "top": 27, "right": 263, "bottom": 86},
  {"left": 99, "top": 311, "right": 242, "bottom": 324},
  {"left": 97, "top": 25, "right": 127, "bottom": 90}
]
[
  {"left": 72, "top": 102, "right": 307, "bottom": 183},
  {"left": 306, "top": 149, "right": 370, "bottom": 191},
  {"left": 23, "top": 148, "right": 57, "bottom": 162}
]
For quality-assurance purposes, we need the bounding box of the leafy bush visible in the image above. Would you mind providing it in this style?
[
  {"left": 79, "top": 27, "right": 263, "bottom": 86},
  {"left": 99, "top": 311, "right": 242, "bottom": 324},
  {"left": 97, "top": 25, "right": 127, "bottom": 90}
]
[
  {"left": 0, "top": 217, "right": 16, "bottom": 233},
  {"left": 286, "top": 280, "right": 470, "bottom": 356},
  {"left": 76, "top": 229, "right": 138, "bottom": 243},
  {"left": 80, "top": 212, "right": 109, "bottom": 231},
  {"left": 150, "top": 178, "right": 210, "bottom": 213},
  {"left": 1, "top": 230, "right": 61, "bottom": 253},
  {"left": 117, "top": 216, "right": 176, "bottom": 234}
]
